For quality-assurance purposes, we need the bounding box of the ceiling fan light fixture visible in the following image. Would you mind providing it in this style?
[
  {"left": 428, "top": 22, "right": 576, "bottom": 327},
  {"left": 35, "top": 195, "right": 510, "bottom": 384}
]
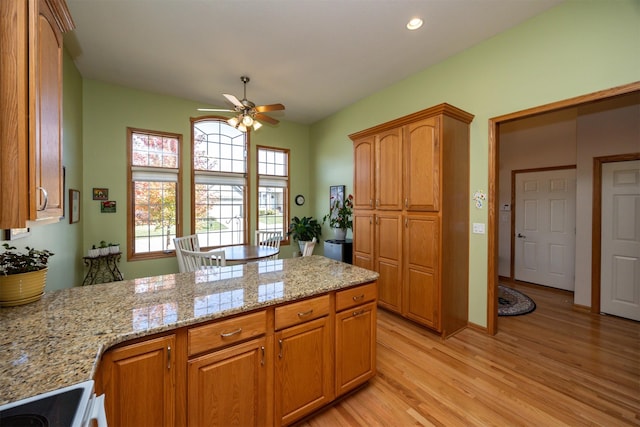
[
  {"left": 237, "top": 123, "right": 247, "bottom": 132},
  {"left": 228, "top": 117, "right": 239, "bottom": 127},
  {"left": 242, "top": 114, "right": 254, "bottom": 127},
  {"left": 252, "top": 121, "right": 262, "bottom": 131},
  {"left": 407, "top": 17, "right": 423, "bottom": 30}
]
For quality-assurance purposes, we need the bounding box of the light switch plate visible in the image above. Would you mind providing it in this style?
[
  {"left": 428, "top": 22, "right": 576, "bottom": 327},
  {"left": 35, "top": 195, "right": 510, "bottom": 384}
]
[{"left": 472, "top": 223, "right": 486, "bottom": 234}]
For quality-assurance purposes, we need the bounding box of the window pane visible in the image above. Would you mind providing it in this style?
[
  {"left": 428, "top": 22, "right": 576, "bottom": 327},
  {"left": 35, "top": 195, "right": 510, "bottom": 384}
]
[
  {"left": 258, "top": 186, "right": 285, "bottom": 237},
  {"left": 132, "top": 132, "right": 179, "bottom": 168},
  {"left": 133, "top": 181, "right": 177, "bottom": 253},
  {"left": 193, "top": 121, "right": 245, "bottom": 173},
  {"left": 194, "top": 184, "right": 245, "bottom": 247}
]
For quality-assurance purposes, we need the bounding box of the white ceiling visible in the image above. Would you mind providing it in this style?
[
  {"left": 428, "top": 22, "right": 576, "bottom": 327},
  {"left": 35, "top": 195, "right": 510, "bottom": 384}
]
[{"left": 64, "top": 0, "right": 563, "bottom": 125}]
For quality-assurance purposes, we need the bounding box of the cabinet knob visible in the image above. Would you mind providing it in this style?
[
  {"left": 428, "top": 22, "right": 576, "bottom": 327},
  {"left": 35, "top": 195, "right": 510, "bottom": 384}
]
[{"left": 405, "top": 198, "right": 408, "bottom": 208}]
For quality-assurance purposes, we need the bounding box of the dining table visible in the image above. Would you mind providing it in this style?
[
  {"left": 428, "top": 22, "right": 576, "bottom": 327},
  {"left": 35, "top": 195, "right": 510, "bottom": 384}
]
[{"left": 217, "top": 244, "right": 279, "bottom": 263}]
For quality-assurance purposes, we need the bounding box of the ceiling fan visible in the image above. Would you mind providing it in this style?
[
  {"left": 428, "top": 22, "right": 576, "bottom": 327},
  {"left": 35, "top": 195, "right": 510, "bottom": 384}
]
[{"left": 198, "top": 76, "right": 285, "bottom": 132}]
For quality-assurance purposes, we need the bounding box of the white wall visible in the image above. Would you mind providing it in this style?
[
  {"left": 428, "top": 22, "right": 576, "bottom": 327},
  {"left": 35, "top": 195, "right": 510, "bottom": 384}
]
[
  {"left": 498, "top": 92, "right": 640, "bottom": 307},
  {"left": 574, "top": 93, "right": 640, "bottom": 307}
]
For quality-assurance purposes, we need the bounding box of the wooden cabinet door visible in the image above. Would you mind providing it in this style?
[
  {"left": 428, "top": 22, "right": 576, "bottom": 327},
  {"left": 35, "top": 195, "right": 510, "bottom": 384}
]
[
  {"left": 30, "top": 0, "right": 64, "bottom": 221},
  {"left": 352, "top": 210, "right": 374, "bottom": 270},
  {"left": 275, "top": 316, "right": 333, "bottom": 426},
  {"left": 404, "top": 117, "right": 439, "bottom": 211},
  {"left": 335, "top": 301, "right": 376, "bottom": 396},
  {"left": 353, "top": 137, "right": 375, "bottom": 210},
  {"left": 375, "top": 212, "right": 403, "bottom": 313},
  {"left": 403, "top": 215, "right": 440, "bottom": 328},
  {"left": 187, "top": 337, "right": 270, "bottom": 427},
  {"left": 375, "top": 128, "right": 403, "bottom": 210},
  {"left": 101, "top": 335, "right": 176, "bottom": 427}
]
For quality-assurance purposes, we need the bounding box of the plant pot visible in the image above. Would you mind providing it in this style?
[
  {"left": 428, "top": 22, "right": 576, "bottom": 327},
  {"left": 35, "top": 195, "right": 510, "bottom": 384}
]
[
  {"left": 88, "top": 249, "right": 100, "bottom": 258},
  {"left": 333, "top": 228, "right": 347, "bottom": 241},
  {"left": 109, "top": 245, "right": 120, "bottom": 254},
  {"left": 99, "top": 247, "right": 110, "bottom": 256},
  {"left": 298, "top": 240, "right": 309, "bottom": 254},
  {"left": 0, "top": 268, "right": 47, "bottom": 307}
]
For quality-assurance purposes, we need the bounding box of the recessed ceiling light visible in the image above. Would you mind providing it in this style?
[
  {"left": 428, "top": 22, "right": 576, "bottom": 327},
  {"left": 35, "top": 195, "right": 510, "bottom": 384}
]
[{"left": 406, "top": 17, "right": 423, "bottom": 30}]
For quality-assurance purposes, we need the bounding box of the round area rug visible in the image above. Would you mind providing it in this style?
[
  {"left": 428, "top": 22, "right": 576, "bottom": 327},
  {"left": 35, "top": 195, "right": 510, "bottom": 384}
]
[{"left": 498, "top": 285, "right": 536, "bottom": 316}]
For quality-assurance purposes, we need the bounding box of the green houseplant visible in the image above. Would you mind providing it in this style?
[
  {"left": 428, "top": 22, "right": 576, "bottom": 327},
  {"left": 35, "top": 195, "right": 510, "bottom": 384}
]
[
  {"left": 287, "top": 216, "right": 322, "bottom": 253},
  {"left": 0, "top": 243, "right": 54, "bottom": 306},
  {"left": 322, "top": 194, "right": 354, "bottom": 240}
]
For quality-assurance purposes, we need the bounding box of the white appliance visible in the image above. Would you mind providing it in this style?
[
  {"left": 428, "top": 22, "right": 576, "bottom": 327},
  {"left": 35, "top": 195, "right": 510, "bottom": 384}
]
[{"left": 0, "top": 380, "right": 106, "bottom": 427}]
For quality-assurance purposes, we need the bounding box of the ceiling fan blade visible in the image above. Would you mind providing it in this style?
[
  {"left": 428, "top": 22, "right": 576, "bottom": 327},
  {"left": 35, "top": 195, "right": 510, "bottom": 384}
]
[
  {"left": 197, "top": 108, "right": 234, "bottom": 112},
  {"left": 255, "top": 103, "right": 285, "bottom": 113},
  {"left": 223, "top": 94, "right": 243, "bottom": 108},
  {"left": 255, "top": 112, "right": 279, "bottom": 125}
]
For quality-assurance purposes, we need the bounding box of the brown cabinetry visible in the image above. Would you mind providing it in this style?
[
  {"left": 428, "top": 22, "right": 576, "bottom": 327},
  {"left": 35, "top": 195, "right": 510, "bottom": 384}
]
[
  {"left": 99, "top": 335, "right": 176, "bottom": 427},
  {"left": 335, "top": 283, "right": 377, "bottom": 396},
  {"left": 274, "top": 295, "right": 333, "bottom": 426},
  {"left": 350, "top": 103, "right": 473, "bottom": 338},
  {"left": 97, "top": 283, "right": 377, "bottom": 426},
  {"left": 188, "top": 336, "right": 270, "bottom": 427},
  {"left": 0, "top": 0, "right": 73, "bottom": 228}
]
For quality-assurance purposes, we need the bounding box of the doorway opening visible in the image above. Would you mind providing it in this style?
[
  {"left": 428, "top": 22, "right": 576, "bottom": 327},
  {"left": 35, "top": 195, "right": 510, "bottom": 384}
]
[{"left": 487, "top": 81, "right": 640, "bottom": 335}]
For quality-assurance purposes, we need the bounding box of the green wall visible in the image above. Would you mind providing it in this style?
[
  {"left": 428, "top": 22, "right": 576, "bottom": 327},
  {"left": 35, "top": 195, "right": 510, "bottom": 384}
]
[
  {"left": 309, "top": 0, "right": 640, "bottom": 327},
  {"left": 81, "top": 81, "right": 310, "bottom": 280}
]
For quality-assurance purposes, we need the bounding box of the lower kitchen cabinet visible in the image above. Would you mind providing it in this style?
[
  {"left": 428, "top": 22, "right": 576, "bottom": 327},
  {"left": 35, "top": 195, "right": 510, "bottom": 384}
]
[
  {"left": 275, "top": 315, "right": 333, "bottom": 426},
  {"left": 187, "top": 336, "right": 271, "bottom": 427},
  {"left": 335, "top": 301, "right": 377, "bottom": 396},
  {"left": 99, "top": 334, "right": 175, "bottom": 427}
]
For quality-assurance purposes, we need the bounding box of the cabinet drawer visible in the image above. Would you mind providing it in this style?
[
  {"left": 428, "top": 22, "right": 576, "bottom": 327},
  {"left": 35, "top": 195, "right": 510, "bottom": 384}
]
[
  {"left": 336, "top": 282, "right": 377, "bottom": 312},
  {"left": 275, "top": 294, "right": 330, "bottom": 330},
  {"left": 188, "top": 310, "right": 267, "bottom": 356}
]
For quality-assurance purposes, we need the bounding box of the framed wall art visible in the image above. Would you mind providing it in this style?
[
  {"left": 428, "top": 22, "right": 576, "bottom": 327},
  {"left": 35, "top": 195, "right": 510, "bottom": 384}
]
[
  {"left": 69, "top": 189, "right": 80, "bottom": 224},
  {"left": 329, "top": 185, "right": 345, "bottom": 208},
  {"left": 92, "top": 188, "right": 108, "bottom": 200},
  {"left": 101, "top": 200, "right": 116, "bottom": 213}
]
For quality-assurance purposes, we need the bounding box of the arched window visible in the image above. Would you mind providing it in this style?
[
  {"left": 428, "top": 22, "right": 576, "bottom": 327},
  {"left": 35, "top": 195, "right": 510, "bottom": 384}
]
[{"left": 191, "top": 118, "right": 247, "bottom": 247}]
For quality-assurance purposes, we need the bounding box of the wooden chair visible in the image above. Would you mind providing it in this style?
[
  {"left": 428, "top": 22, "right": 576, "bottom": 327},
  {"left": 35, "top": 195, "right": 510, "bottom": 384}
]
[
  {"left": 173, "top": 235, "right": 199, "bottom": 273},
  {"left": 255, "top": 231, "right": 282, "bottom": 259},
  {"left": 302, "top": 237, "right": 317, "bottom": 256},
  {"left": 180, "top": 249, "right": 226, "bottom": 272}
]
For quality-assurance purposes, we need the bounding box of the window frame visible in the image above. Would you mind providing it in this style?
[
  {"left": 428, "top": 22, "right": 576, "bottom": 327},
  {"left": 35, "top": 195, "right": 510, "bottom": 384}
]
[
  {"left": 256, "top": 145, "right": 290, "bottom": 246},
  {"left": 126, "top": 127, "right": 183, "bottom": 261},
  {"left": 190, "top": 116, "right": 249, "bottom": 249}
]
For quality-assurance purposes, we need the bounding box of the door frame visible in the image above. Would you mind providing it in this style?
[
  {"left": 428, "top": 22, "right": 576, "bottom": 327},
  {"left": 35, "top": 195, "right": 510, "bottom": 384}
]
[
  {"left": 591, "top": 154, "right": 640, "bottom": 314},
  {"left": 510, "top": 165, "right": 576, "bottom": 281},
  {"left": 487, "top": 81, "right": 640, "bottom": 335}
]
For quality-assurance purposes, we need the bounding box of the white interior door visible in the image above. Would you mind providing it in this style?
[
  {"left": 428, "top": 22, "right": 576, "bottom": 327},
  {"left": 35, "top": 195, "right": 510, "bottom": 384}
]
[
  {"left": 601, "top": 160, "right": 640, "bottom": 321},
  {"left": 514, "top": 169, "right": 576, "bottom": 290}
]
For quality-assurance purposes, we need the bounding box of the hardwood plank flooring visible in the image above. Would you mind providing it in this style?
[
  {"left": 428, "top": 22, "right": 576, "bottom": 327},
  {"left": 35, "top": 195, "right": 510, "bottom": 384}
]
[{"left": 297, "top": 284, "right": 640, "bottom": 426}]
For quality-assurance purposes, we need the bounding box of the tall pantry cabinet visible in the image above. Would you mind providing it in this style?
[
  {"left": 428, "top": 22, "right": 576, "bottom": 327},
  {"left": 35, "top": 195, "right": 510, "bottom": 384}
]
[
  {"left": 0, "top": 0, "right": 74, "bottom": 229},
  {"left": 350, "top": 103, "right": 474, "bottom": 338}
]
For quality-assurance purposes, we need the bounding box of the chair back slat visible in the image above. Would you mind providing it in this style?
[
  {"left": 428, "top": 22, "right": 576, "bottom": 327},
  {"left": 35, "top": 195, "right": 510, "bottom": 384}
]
[
  {"left": 173, "top": 235, "right": 200, "bottom": 273},
  {"left": 181, "top": 249, "right": 226, "bottom": 272},
  {"left": 255, "top": 231, "right": 282, "bottom": 260}
]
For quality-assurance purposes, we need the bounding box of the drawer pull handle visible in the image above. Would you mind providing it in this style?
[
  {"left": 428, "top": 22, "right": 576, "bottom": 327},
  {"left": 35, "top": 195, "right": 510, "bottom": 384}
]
[
  {"left": 352, "top": 294, "right": 365, "bottom": 301},
  {"left": 220, "top": 327, "right": 242, "bottom": 338},
  {"left": 278, "top": 339, "right": 283, "bottom": 359},
  {"left": 352, "top": 309, "right": 365, "bottom": 317},
  {"left": 297, "top": 309, "right": 313, "bottom": 318}
]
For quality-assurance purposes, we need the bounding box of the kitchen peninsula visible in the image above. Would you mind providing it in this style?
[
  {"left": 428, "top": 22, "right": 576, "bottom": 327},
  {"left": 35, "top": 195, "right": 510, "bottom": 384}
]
[{"left": 0, "top": 255, "right": 378, "bottom": 426}]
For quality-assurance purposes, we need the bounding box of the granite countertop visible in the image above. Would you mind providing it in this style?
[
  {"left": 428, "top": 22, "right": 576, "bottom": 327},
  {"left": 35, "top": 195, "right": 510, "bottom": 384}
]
[{"left": 0, "top": 255, "right": 378, "bottom": 405}]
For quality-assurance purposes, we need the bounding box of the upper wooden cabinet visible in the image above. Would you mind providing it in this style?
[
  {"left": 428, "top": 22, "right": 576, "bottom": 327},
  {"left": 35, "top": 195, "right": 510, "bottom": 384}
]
[
  {"left": 350, "top": 103, "right": 474, "bottom": 338},
  {"left": 0, "top": 0, "right": 74, "bottom": 229}
]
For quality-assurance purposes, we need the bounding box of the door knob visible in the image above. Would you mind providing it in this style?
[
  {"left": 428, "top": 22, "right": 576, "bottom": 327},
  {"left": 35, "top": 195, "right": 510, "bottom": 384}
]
[{"left": 517, "top": 233, "right": 526, "bottom": 238}]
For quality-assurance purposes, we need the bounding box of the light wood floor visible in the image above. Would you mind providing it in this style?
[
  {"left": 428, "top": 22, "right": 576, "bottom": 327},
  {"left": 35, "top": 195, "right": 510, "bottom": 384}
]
[{"left": 298, "top": 283, "right": 640, "bottom": 426}]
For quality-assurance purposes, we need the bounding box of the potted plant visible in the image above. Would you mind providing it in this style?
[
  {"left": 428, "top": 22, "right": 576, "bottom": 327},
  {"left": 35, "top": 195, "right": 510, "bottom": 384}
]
[
  {"left": 109, "top": 243, "right": 120, "bottom": 254},
  {"left": 98, "top": 240, "right": 109, "bottom": 256},
  {"left": 0, "top": 243, "right": 54, "bottom": 306},
  {"left": 322, "top": 194, "right": 354, "bottom": 241},
  {"left": 287, "top": 216, "right": 322, "bottom": 253}
]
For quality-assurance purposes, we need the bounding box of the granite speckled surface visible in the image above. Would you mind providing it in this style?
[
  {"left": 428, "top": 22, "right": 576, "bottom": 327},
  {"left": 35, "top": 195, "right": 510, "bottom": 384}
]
[{"left": 0, "top": 255, "right": 378, "bottom": 405}]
